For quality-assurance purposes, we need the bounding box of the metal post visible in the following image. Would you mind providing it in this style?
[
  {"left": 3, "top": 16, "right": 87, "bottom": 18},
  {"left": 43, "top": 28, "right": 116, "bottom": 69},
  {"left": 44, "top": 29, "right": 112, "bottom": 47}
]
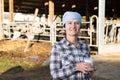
[{"left": 98, "top": 0, "right": 105, "bottom": 54}]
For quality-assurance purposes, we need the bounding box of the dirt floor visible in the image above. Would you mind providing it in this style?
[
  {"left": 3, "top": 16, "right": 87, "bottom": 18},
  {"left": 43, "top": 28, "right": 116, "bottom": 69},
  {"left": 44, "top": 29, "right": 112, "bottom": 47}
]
[
  {"left": 0, "top": 40, "right": 120, "bottom": 80},
  {"left": 92, "top": 54, "right": 120, "bottom": 80}
]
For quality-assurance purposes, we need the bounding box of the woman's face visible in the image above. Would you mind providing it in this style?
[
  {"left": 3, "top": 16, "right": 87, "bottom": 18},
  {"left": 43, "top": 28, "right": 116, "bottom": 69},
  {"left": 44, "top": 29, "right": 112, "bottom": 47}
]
[{"left": 65, "top": 19, "right": 80, "bottom": 37}]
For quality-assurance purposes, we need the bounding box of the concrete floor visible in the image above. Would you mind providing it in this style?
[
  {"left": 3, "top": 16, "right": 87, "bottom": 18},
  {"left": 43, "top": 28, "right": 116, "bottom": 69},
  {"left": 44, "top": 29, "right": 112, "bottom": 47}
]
[
  {"left": 103, "top": 43, "right": 120, "bottom": 54},
  {"left": 92, "top": 53, "right": 120, "bottom": 80}
]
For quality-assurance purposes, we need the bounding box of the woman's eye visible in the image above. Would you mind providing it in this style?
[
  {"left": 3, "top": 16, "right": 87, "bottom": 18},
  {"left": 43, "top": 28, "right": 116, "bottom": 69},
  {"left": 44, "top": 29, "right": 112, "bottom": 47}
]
[
  {"left": 68, "top": 22, "right": 72, "bottom": 24},
  {"left": 75, "top": 22, "right": 80, "bottom": 25},
  {"left": 67, "top": 21, "right": 80, "bottom": 25}
]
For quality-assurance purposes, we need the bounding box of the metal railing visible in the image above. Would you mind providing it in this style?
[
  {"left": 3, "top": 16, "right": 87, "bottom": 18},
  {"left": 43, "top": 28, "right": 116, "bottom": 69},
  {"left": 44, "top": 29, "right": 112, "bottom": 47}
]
[
  {"left": 2, "top": 22, "right": 51, "bottom": 42},
  {"left": 2, "top": 15, "right": 99, "bottom": 48}
]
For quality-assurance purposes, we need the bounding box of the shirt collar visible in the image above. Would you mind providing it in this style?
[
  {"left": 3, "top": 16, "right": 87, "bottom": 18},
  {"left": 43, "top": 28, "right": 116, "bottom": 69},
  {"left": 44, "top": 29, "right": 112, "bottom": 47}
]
[
  {"left": 62, "top": 38, "right": 70, "bottom": 46},
  {"left": 62, "top": 37, "right": 82, "bottom": 47}
]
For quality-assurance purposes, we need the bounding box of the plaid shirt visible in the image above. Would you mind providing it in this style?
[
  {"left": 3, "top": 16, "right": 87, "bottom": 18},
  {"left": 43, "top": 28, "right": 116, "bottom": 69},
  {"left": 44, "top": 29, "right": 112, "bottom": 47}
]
[{"left": 50, "top": 38, "right": 91, "bottom": 80}]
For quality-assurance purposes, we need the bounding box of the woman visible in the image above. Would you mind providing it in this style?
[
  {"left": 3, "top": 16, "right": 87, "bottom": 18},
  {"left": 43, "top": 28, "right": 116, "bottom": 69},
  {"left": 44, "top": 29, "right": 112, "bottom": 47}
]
[{"left": 50, "top": 11, "right": 96, "bottom": 80}]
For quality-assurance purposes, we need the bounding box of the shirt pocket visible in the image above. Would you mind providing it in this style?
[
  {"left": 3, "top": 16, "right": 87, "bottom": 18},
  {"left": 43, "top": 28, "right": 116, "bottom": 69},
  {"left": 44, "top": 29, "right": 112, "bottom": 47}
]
[{"left": 61, "top": 52, "right": 75, "bottom": 66}]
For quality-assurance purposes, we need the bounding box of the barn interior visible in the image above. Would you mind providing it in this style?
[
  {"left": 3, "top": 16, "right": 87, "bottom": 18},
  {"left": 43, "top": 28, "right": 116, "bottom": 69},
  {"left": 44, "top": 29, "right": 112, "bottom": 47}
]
[
  {"left": 4, "top": 0, "right": 120, "bottom": 19},
  {"left": 1, "top": 0, "right": 120, "bottom": 54}
]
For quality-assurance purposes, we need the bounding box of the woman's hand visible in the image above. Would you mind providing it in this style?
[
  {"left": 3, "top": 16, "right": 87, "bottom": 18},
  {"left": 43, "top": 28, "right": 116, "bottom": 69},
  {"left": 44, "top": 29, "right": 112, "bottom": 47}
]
[{"left": 76, "top": 62, "right": 95, "bottom": 74}]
